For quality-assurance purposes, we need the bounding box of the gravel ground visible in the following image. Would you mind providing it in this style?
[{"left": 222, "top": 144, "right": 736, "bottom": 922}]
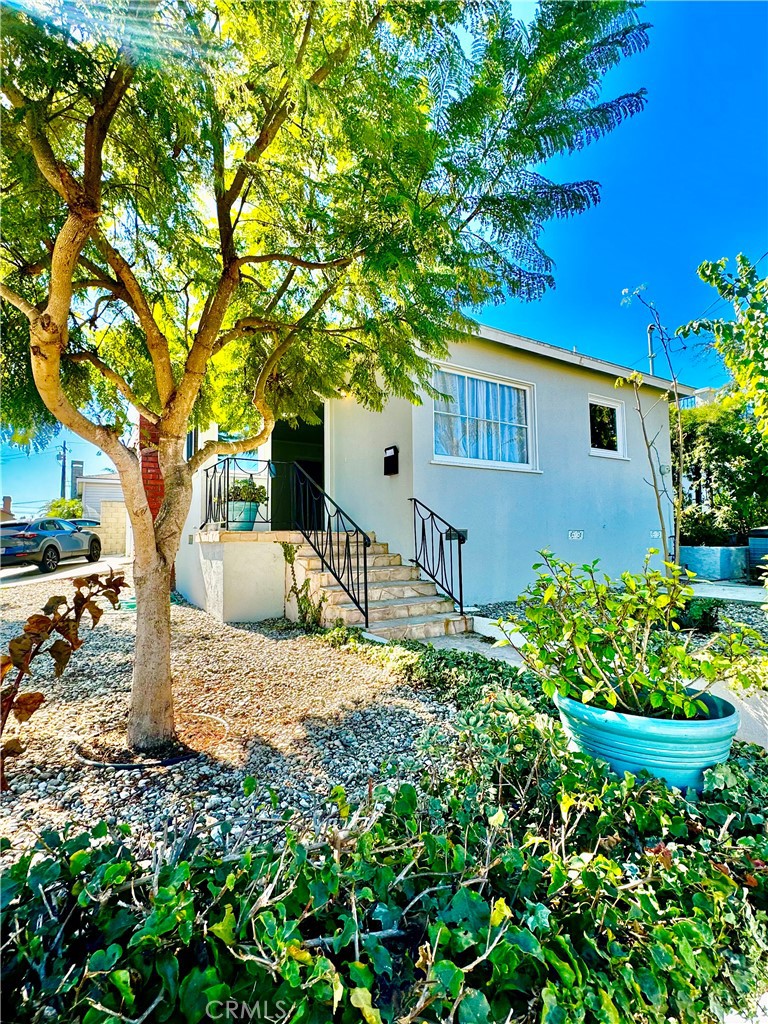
[
  {"left": 0, "top": 573, "right": 455, "bottom": 857},
  {"left": 477, "top": 598, "right": 768, "bottom": 642}
]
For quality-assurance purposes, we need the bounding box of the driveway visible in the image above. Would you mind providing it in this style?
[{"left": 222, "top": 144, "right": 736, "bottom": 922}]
[{"left": 0, "top": 555, "right": 132, "bottom": 589}]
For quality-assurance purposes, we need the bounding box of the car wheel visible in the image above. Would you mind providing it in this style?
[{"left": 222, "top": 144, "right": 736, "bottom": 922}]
[
  {"left": 39, "top": 546, "right": 60, "bottom": 573},
  {"left": 87, "top": 539, "right": 101, "bottom": 563}
]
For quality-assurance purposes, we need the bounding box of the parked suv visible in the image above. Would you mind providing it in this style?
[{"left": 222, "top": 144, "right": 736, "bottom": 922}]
[{"left": 0, "top": 518, "right": 101, "bottom": 573}]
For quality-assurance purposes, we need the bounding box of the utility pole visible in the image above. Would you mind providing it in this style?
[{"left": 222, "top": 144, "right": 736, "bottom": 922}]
[
  {"left": 56, "top": 440, "right": 68, "bottom": 499},
  {"left": 647, "top": 323, "right": 656, "bottom": 377}
]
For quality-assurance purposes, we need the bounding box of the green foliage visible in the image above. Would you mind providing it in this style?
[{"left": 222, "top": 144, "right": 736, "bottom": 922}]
[
  {"left": 4, "top": 697, "right": 768, "bottom": 1023},
  {"left": 44, "top": 497, "right": 84, "bottom": 519},
  {"left": 280, "top": 541, "right": 326, "bottom": 630},
  {"left": 0, "top": 572, "right": 129, "bottom": 790},
  {"left": 227, "top": 479, "right": 268, "bottom": 504},
  {"left": 679, "top": 504, "right": 735, "bottom": 547},
  {"left": 679, "top": 255, "right": 768, "bottom": 441},
  {"left": 675, "top": 397, "right": 768, "bottom": 542},
  {"left": 676, "top": 597, "right": 724, "bottom": 635},
  {"left": 1, "top": 0, "right": 650, "bottom": 443},
  {"left": 499, "top": 551, "right": 765, "bottom": 719}
]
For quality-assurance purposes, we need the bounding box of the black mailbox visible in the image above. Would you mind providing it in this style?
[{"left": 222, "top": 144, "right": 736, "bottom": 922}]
[{"left": 384, "top": 445, "right": 399, "bottom": 475}]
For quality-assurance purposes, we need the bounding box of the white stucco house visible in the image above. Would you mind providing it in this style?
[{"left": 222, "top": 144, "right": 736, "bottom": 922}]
[{"left": 175, "top": 325, "right": 693, "bottom": 639}]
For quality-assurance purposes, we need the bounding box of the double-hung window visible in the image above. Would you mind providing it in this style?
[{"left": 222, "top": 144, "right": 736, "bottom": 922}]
[{"left": 433, "top": 368, "right": 535, "bottom": 469}]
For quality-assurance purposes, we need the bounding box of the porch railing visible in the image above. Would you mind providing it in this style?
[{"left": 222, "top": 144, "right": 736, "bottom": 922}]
[
  {"left": 292, "top": 463, "right": 371, "bottom": 627},
  {"left": 201, "top": 457, "right": 371, "bottom": 627},
  {"left": 410, "top": 497, "right": 466, "bottom": 615}
]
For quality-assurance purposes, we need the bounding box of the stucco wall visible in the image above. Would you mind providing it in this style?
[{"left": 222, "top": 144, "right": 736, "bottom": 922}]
[
  {"left": 327, "top": 336, "right": 675, "bottom": 605},
  {"left": 326, "top": 395, "right": 415, "bottom": 562}
]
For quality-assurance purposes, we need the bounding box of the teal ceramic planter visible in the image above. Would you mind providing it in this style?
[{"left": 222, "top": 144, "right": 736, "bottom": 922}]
[
  {"left": 227, "top": 501, "right": 259, "bottom": 531},
  {"left": 554, "top": 690, "right": 740, "bottom": 791}
]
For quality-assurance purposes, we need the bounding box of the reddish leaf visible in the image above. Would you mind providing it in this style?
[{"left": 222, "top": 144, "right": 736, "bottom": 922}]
[
  {"left": 48, "top": 639, "right": 73, "bottom": 677},
  {"left": 54, "top": 620, "right": 83, "bottom": 650},
  {"left": 1, "top": 738, "right": 24, "bottom": 758},
  {"left": 745, "top": 874, "right": 759, "bottom": 888},
  {"left": 23, "top": 615, "right": 53, "bottom": 639},
  {"left": 0, "top": 656, "right": 12, "bottom": 682},
  {"left": 86, "top": 601, "right": 103, "bottom": 627},
  {"left": 72, "top": 577, "right": 89, "bottom": 589},
  {"left": 8, "top": 635, "right": 34, "bottom": 670},
  {"left": 12, "top": 692, "right": 45, "bottom": 723},
  {"left": 101, "top": 589, "right": 121, "bottom": 608},
  {"left": 42, "top": 596, "right": 67, "bottom": 615}
]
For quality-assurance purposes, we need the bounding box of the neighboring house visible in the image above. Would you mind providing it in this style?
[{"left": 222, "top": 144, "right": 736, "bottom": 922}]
[
  {"left": 76, "top": 472, "right": 124, "bottom": 519},
  {"left": 175, "top": 324, "right": 695, "bottom": 637},
  {"left": 0, "top": 496, "right": 13, "bottom": 522}
]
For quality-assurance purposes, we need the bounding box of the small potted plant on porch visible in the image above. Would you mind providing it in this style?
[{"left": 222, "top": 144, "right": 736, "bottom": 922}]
[
  {"left": 498, "top": 551, "right": 764, "bottom": 790},
  {"left": 227, "top": 479, "right": 268, "bottom": 531}
]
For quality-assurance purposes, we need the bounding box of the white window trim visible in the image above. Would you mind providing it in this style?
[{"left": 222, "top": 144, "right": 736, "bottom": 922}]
[
  {"left": 588, "top": 393, "right": 628, "bottom": 460},
  {"left": 432, "top": 362, "right": 539, "bottom": 471}
]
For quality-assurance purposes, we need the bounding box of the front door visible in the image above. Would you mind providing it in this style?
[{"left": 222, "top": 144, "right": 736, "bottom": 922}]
[{"left": 270, "top": 413, "right": 324, "bottom": 531}]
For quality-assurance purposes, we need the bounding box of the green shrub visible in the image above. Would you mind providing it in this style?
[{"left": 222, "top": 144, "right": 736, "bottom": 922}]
[
  {"left": 679, "top": 504, "right": 735, "bottom": 547},
  {"left": 4, "top": 697, "right": 768, "bottom": 1024},
  {"left": 677, "top": 596, "right": 724, "bottom": 634},
  {"left": 500, "top": 551, "right": 764, "bottom": 719}
]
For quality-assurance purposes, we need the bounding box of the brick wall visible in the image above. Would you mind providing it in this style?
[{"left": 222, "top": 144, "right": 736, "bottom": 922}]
[
  {"left": 139, "top": 416, "right": 164, "bottom": 520},
  {"left": 92, "top": 501, "right": 127, "bottom": 556}
]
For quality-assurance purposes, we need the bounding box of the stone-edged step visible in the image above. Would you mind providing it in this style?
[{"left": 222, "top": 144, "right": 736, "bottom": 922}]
[
  {"left": 295, "top": 541, "right": 389, "bottom": 558},
  {"left": 366, "top": 613, "right": 474, "bottom": 640},
  {"left": 315, "top": 564, "right": 420, "bottom": 589},
  {"left": 326, "top": 594, "right": 455, "bottom": 626},
  {"left": 301, "top": 552, "right": 403, "bottom": 570},
  {"left": 322, "top": 579, "right": 439, "bottom": 606}
]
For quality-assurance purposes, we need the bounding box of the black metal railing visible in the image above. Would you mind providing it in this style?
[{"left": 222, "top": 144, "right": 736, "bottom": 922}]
[
  {"left": 292, "top": 463, "right": 371, "bottom": 627},
  {"left": 201, "top": 457, "right": 278, "bottom": 530},
  {"left": 201, "top": 457, "right": 371, "bottom": 626},
  {"left": 410, "top": 498, "right": 466, "bottom": 614}
]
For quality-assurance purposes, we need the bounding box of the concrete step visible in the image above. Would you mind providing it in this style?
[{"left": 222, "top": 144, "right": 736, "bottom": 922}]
[
  {"left": 302, "top": 552, "right": 402, "bottom": 570},
  {"left": 322, "top": 579, "right": 439, "bottom": 605},
  {"left": 295, "top": 541, "right": 389, "bottom": 558},
  {"left": 366, "top": 613, "right": 474, "bottom": 640},
  {"left": 326, "top": 595, "right": 455, "bottom": 626},
  {"left": 315, "top": 564, "right": 420, "bottom": 588}
]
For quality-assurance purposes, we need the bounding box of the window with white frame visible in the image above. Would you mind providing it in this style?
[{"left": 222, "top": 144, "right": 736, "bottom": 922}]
[
  {"left": 433, "top": 368, "right": 534, "bottom": 467},
  {"left": 588, "top": 395, "right": 626, "bottom": 457}
]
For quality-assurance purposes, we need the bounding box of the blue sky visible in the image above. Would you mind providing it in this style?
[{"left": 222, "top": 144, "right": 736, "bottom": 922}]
[{"left": 3, "top": 0, "right": 767, "bottom": 511}]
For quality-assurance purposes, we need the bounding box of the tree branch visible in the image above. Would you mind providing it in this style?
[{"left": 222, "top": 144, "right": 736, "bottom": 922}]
[
  {"left": 187, "top": 424, "right": 275, "bottom": 475},
  {"left": 66, "top": 351, "right": 160, "bottom": 423},
  {"left": 0, "top": 282, "right": 39, "bottom": 320},
  {"left": 91, "top": 230, "right": 175, "bottom": 404},
  {"left": 234, "top": 251, "right": 361, "bottom": 272}
]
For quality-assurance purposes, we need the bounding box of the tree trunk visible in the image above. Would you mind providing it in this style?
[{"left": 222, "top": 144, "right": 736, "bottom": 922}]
[{"left": 127, "top": 559, "right": 175, "bottom": 750}]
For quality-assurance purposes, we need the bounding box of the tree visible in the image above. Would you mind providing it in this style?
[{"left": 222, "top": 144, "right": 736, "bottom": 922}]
[
  {"left": 675, "top": 396, "right": 768, "bottom": 541},
  {"left": 44, "top": 497, "right": 83, "bottom": 519},
  {"left": 0, "top": 0, "right": 650, "bottom": 748},
  {"left": 679, "top": 254, "right": 768, "bottom": 440}
]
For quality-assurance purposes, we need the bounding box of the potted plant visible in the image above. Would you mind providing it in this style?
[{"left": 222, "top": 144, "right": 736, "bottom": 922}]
[
  {"left": 498, "top": 551, "right": 764, "bottom": 790},
  {"left": 227, "top": 479, "right": 268, "bottom": 531},
  {"left": 678, "top": 504, "right": 749, "bottom": 581}
]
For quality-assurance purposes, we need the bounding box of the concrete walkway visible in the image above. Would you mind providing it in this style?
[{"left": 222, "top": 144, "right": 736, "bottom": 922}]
[{"left": 690, "top": 580, "right": 765, "bottom": 605}]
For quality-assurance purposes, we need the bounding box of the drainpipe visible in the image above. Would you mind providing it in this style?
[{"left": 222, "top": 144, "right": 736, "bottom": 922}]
[{"left": 647, "top": 324, "right": 656, "bottom": 377}]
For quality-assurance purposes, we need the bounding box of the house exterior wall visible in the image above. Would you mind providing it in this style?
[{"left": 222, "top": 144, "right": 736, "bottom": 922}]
[
  {"left": 326, "top": 394, "right": 415, "bottom": 561},
  {"left": 327, "top": 335, "right": 675, "bottom": 605}
]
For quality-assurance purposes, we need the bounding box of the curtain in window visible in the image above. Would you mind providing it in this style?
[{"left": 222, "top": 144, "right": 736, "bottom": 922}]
[{"left": 434, "top": 370, "right": 530, "bottom": 465}]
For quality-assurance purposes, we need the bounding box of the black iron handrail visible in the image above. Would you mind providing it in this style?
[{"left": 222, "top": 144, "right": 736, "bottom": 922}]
[
  {"left": 200, "top": 456, "right": 371, "bottom": 626},
  {"left": 410, "top": 497, "right": 465, "bottom": 615},
  {"left": 291, "top": 463, "right": 371, "bottom": 627}
]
